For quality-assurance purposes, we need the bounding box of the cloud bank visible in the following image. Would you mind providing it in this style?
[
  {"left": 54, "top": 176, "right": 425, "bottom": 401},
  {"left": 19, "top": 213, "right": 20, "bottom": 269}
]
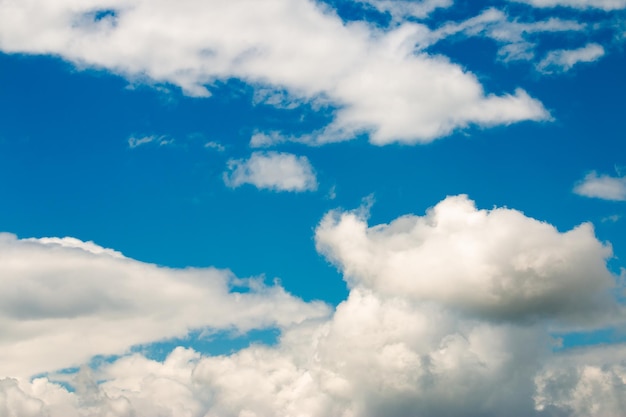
[
  {"left": 0, "top": 0, "right": 549, "bottom": 144},
  {"left": 0, "top": 233, "right": 329, "bottom": 378},
  {"left": 224, "top": 151, "right": 318, "bottom": 192},
  {"left": 1, "top": 196, "right": 624, "bottom": 417}
]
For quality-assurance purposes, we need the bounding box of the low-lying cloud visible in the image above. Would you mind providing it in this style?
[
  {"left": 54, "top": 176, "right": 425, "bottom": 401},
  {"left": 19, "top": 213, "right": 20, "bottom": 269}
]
[
  {"left": 1, "top": 196, "right": 624, "bottom": 416},
  {"left": 0, "top": 233, "right": 329, "bottom": 378}
]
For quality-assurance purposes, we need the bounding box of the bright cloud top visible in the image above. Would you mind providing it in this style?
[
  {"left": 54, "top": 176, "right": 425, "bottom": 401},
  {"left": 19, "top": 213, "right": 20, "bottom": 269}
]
[
  {"left": 511, "top": 0, "right": 626, "bottom": 10},
  {"left": 224, "top": 151, "right": 318, "bottom": 192},
  {"left": 574, "top": 171, "right": 626, "bottom": 201},
  {"left": 1, "top": 196, "right": 624, "bottom": 417},
  {"left": 0, "top": 0, "right": 549, "bottom": 144},
  {"left": 0, "top": 233, "right": 329, "bottom": 378},
  {"left": 316, "top": 195, "right": 616, "bottom": 322},
  {"left": 537, "top": 43, "right": 605, "bottom": 73}
]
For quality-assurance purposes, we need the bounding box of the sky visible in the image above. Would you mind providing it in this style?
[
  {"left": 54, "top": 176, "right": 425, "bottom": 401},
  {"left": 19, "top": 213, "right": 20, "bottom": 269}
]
[{"left": 0, "top": 0, "right": 625, "bottom": 415}]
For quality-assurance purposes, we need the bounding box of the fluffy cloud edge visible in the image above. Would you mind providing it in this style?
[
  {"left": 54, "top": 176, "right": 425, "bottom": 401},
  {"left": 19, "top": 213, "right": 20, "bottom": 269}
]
[{"left": 315, "top": 194, "right": 618, "bottom": 324}]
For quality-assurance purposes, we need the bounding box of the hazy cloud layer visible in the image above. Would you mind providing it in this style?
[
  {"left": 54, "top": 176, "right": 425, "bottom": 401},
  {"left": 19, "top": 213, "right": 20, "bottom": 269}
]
[
  {"left": 0, "top": 0, "right": 549, "bottom": 144},
  {"left": 574, "top": 171, "right": 626, "bottom": 201},
  {"left": 0, "top": 233, "right": 329, "bottom": 378},
  {"left": 1, "top": 196, "right": 624, "bottom": 416},
  {"left": 224, "top": 151, "right": 318, "bottom": 192}
]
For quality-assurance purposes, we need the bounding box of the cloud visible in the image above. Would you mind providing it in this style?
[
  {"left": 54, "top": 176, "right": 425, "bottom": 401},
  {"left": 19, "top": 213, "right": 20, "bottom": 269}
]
[
  {"left": 315, "top": 194, "right": 617, "bottom": 323},
  {"left": 431, "top": 8, "right": 586, "bottom": 63},
  {"left": 0, "top": 233, "right": 329, "bottom": 378},
  {"left": 224, "top": 151, "right": 318, "bottom": 192},
  {"left": 0, "top": 0, "right": 549, "bottom": 145},
  {"left": 535, "top": 344, "right": 626, "bottom": 416},
  {"left": 511, "top": 0, "right": 626, "bottom": 10},
  {"left": 127, "top": 135, "right": 155, "bottom": 148},
  {"left": 128, "top": 134, "right": 173, "bottom": 148},
  {"left": 537, "top": 43, "right": 605, "bottom": 74},
  {"left": 574, "top": 171, "right": 626, "bottom": 201},
  {"left": 355, "top": 0, "right": 453, "bottom": 20},
  {"left": 0, "top": 196, "right": 624, "bottom": 416},
  {"left": 203, "top": 141, "right": 225, "bottom": 152}
]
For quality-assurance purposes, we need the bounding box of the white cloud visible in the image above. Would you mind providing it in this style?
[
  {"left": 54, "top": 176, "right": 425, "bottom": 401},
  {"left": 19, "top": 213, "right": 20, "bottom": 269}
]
[
  {"left": 0, "top": 196, "right": 624, "bottom": 416},
  {"left": 431, "top": 8, "right": 586, "bottom": 63},
  {"left": 224, "top": 151, "right": 318, "bottom": 192},
  {"left": 315, "top": 194, "right": 617, "bottom": 323},
  {"left": 128, "top": 134, "right": 173, "bottom": 148},
  {"left": 0, "top": 233, "right": 329, "bottom": 378},
  {"left": 203, "top": 141, "right": 225, "bottom": 152},
  {"left": 0, "top": 0, "right": 549, "bottom": 145},
  {"left": 511, "top": 0, "right": 626, "bottom": 10},
  {"left": 127, "top": 135, "right": 155, "bottom": 148},
  {"left": 574, "top": 171, "right": 626, "bottom": 201},
  {"left": 535, "top": 344, "right": 626, "bottom": 416},
  {"left": 356, "top": 0, "right": 453, "bottom": 20},
  {"left": 537, "top": 43, "right": 605, "bottom": 73}
]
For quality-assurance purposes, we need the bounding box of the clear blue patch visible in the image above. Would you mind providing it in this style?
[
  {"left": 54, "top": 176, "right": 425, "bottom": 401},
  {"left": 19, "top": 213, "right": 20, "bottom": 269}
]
[
  {"left": 92, "top": 9, "right": 118, "bottom": 22},
  {"left": 132, "top": 327, "right": 282, "bottom": 362},
  {"left": 553, "top": 328, "right": 626, "bottom": 351}
]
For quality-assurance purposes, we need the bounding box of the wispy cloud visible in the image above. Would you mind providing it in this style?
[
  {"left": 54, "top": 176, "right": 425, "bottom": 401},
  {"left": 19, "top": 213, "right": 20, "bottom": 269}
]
[
  {"left": 356, "top": 0, "right": 453, "bottom": 20},
  {"left": 128, "top": 135, "right": 174, "bottom": 148},
  {"left": 128, "top": 135, "right": 155, "bottom": 149},
  {"left": 224, "top": 152, "right": 318, "bottom": 192},
  {"left": 537, "top": 43, "right": 605, "bottom": 73},
  {"left": 431, "top": 8, "right": 587, "bottom": 63},
  {"left": 574, "top": 171, "right": 626, "bottom": 201},
  {"left": 510, "top": 0, "right": 626, "bottom": 10},
  {"left": 203, "top": 141, "right": 225, "bottom": 152}
]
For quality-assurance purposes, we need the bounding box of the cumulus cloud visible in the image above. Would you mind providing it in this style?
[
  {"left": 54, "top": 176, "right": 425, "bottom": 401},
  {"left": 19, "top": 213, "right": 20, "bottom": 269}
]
[
  {"left": 0, "top": 233, "right": 329, "bottom": 378},
  {"left": 1, "top": 196, "right": 624, "bottom": 417},
  {"left": 511, "top": 0, "right": 626, "bottom": 10},
  {"left": 574, "top": 171, "right": 626, "bottom": 201},
  {"left": 315, "top": 194, "right": 617, "bottom": 323},
  {"left": 537, "top": 43, "right": 605, "bottom": 74},
  {"left": 224, "top": 151, "right": 318, "bottom": 192},
  {"left": 535, "top": 344, "right": 626, "bottom": 416},
  {"left": 0, "top": 0, "right": 548, "bottom": 145}
]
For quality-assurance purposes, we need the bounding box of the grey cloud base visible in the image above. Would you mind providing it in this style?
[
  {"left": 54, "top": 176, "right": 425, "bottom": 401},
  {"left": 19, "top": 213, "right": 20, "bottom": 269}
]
[{"left": 1, "top": 196, "right": 624, "bottom": 417}]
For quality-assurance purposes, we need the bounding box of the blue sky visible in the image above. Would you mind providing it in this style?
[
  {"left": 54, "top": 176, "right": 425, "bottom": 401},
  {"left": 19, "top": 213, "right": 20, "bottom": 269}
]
[{"left": 0, "top": 0, "right": 625, "bottom": 416}]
